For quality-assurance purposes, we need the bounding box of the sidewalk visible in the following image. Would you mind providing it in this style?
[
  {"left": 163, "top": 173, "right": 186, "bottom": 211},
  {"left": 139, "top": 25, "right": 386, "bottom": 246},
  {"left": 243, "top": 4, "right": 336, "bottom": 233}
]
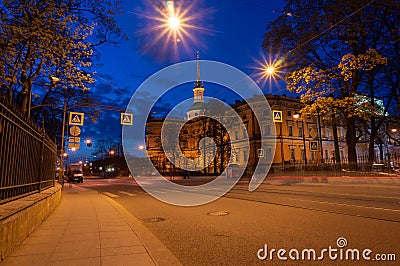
[{"left": 0, "top": 184, "right": 181, "bottom": 266}]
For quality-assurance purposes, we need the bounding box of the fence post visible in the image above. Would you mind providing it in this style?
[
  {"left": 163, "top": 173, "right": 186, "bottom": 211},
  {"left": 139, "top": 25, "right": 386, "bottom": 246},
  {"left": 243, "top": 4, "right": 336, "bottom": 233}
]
[{"left": 38, "top": 124, "right": 45, "bottom": 192}]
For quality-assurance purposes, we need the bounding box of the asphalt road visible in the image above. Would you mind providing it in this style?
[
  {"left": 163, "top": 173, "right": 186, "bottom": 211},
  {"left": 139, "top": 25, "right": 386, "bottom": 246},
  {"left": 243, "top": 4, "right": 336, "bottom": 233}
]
[{"left": 80, "top": 176, "right": 400, "bottom": 265}]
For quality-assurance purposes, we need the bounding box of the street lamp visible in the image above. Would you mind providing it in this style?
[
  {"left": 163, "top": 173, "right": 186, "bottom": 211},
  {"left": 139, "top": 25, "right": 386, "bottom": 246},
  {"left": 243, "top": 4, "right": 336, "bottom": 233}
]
[
  {"left": 168, "top": 16, "right": 180, "bottom": 30},
  {"left": 85, "top": 139, "right": 93, "bottom": 147},
  {"left": 50, "top": 76, "right": 66, "bottom": 186},
  {"left": 265, "top": 66, "right": 275, "bottom": 76},
  {"left": 293, "top": 113, "right": 307, "bottom": 165}
]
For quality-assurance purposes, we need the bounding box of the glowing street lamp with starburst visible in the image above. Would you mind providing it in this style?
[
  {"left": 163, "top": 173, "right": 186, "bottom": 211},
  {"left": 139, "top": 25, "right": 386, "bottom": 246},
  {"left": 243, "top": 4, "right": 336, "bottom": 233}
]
[
  {"left": 252, "top": 53, "right": 286, "bottom": 91},
  {"left": 135, "top": 0, "right": 212, "bottom": 61}
]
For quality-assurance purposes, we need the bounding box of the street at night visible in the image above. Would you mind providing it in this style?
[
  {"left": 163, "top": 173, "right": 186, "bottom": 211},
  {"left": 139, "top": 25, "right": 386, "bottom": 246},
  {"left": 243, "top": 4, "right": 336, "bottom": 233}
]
[{"left": 79, "top": 176, "right": 400, "bottom": 265}]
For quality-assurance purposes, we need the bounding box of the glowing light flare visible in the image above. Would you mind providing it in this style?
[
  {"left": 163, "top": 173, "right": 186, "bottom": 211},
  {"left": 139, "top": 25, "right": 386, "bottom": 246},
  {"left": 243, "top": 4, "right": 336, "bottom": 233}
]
[
  {"left": 252, "top": 53, "right": 285, "bottom": 91},
  {"left": 168, "top": 16, "right": 180, "bottom": 30},
  {"left": 135, "top": 0, "right": 213, "bottom": 60},
  {"left": 265, "top": 66, "right": 276, "bottom": 75}
]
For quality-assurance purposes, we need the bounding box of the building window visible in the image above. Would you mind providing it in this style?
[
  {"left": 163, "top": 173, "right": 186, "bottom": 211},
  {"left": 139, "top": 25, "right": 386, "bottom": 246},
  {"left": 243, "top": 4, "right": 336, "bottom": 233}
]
[
  {"left": 242, "top": 128, "right": 247, "bottom": 138},
  {"left": 265, "top": 124, "right": 271, "bottom": 135},
  {"left": 267, "top": 147, "right": 272, "bottom": 159},
  {"left": 324, "top": 149, "right": 329, "bottom": 160},
  {"left": 301, "top": 149, "right": 305, "bottom": 161},
  {"left": 234, "top": 131, "right": 239, "bottom": 140},
  {"left": 287, "top": 110, "right": 292, "bottom": 117},
  {"left": 242, "top": 114, "right": 247, "bottom": 120},
  {"left": 340, "top": 150, "right": 345, "bottom": 160},
  {"left": 290, "top": 148, "right": 295, "bottom": 161},
  {"left": 308, "top": 127, "right": 313, "bottom": 138},
  {"left": 325, "top": 127, "right": 330, "bottom": 139},
  {"left": 340, "top": 127, "right": 345, "bottom": 139},
  {"left": 288, "top": 125, "right": 293, "bottom": 136},
  {"left": 299, "top": 126, "right": 303, "bottom": 137},
  {"left": 243, "top": 150, "right": 248, "bottom": 161}
]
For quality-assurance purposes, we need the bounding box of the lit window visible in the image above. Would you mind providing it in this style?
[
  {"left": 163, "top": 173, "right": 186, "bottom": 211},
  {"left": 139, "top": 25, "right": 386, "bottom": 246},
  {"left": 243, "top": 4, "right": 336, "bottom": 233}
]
[{"left": 288, "top": 126, "right": 293, "bottom": 136}]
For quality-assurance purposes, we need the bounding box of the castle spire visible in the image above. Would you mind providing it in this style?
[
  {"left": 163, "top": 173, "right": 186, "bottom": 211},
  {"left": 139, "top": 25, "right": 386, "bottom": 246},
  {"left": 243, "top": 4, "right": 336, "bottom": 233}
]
[
  {"left": 186, "top": 51, "right": 207, "bottom": 120},
  {"left": 196, "top": 50, "right": 200, "bottom": 83}
]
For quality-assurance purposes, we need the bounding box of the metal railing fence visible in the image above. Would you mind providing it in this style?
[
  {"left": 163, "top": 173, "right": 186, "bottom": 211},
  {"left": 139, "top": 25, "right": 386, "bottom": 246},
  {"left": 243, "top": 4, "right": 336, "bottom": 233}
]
[
  {"left": 271, "top": 153, "right": 400, "bottom": 176},
  {"left": 0, "top": 96, "right": 57, "bottom": 204}
]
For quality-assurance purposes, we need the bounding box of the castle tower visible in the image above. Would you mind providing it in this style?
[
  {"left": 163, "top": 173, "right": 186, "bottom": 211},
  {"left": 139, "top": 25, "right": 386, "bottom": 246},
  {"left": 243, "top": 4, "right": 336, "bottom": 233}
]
[{"left": 186, "top": 51, "right": 208, "bottom": 120}]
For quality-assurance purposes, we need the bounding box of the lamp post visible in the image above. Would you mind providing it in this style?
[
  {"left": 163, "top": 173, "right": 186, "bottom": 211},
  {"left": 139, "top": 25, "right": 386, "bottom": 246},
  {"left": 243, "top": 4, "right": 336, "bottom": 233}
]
[
  {"left": 50, "top": 76, "right": 66, "bottom": 186},
  {"left": 293, "top": 113, "right": 307, "bottom": 165}
]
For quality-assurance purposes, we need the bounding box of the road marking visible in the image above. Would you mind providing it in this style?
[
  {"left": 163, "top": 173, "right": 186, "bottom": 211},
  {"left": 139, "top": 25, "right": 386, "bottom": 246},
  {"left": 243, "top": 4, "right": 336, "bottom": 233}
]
[
  {"left": 292, "top": 198, "right": 400, "bottom": 212},
  {"left": 154, "top": 190, "right": 167, "bottom": 193},
  {"left": 118, "top": 191, "right": 136, "bottom": 196},
  {"left": 267, "top": 187, "right": 400, "bottom": 200},
  {"left": 103, "top": 192, "right": 119, "bottom": 198}
]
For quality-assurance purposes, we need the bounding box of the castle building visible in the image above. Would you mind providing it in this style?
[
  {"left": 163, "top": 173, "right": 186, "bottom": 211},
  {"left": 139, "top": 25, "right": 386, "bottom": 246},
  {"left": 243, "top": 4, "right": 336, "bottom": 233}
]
[{"left": 145, "top": 53, "right": 395, "bottom": 176}]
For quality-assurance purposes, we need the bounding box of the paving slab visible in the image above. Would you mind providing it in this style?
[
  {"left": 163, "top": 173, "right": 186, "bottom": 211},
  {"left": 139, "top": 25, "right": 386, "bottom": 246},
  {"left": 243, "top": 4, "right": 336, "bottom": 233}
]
[{"left": 0, "top": 184, "right": 181, "bottom": 266}]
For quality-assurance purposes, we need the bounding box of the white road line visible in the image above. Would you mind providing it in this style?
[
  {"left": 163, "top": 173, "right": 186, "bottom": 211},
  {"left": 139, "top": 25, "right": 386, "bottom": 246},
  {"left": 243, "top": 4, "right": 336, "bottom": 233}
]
[
  {"left": 291, "top": 198, "right": 400, "bottom": 212},
  {"left": 291, "top": 187, "right": 400, "bottom": 200},
  {"left": 103, "top": 192, "right": 119, "bottom": 198},
  {"left": 118, "top": 191, "right": 136, "bottom": 196}
]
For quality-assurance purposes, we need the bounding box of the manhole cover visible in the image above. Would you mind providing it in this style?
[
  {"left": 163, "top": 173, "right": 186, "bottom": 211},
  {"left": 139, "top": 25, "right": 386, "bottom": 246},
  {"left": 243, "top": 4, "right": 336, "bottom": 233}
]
[
  {"left": 208, "top": 211, "right": 229, "bottom": 216},
  {"left": 214, "top": 232, "right": 231, "bottom": 237},
  {"left": 143, "top": 217, "right": 166, "bottom": 223}
]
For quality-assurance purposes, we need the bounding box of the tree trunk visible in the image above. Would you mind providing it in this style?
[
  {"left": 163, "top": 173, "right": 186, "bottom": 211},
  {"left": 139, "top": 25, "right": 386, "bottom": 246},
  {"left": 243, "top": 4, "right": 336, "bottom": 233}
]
[
  {"left": 346, "top": 117, "right": 358, "bottom": 170},
  {"left": 20, "top": 76, "right": 30, "bottom": 115},
  {"left": 332, "top": 115, "right": 340, "bottom": 164},
  {"left": 378, "top": 143, "right": 384, "bottom": 162},
  {"left": 368, "top": 118, "right": 376, "bottom": 165},
  {"left": 367, "top": 73, "right": 376, "bottom": 167}
]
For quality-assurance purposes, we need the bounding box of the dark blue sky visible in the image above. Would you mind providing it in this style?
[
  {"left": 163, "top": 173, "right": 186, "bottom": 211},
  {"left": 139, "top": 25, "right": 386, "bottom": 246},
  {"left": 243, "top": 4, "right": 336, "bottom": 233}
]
[{"left": 73, "top": 0, "right": 288, "bottom": 161}]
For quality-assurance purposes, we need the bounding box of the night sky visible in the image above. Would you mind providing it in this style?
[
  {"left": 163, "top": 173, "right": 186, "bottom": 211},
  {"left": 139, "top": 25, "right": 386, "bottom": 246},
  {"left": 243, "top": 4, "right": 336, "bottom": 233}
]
[{"left": 71, "top": 0, "right": 287, "bottom": 162}]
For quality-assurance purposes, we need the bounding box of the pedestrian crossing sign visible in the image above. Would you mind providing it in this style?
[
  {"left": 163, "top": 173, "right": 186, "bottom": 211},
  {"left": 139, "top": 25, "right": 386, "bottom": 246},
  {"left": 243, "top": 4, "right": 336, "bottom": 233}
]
[
  {"left": 69, "top": 112, "right": 84, "bottom": 126},
  {"left": 121, "top": 113, "right": 133, "bottom": 125},
  {"left": 310, "top": 140, "right": 319, "bottom": 151},
  {"left": 272, "top": 110, "right": 283, "bottom": 122}
]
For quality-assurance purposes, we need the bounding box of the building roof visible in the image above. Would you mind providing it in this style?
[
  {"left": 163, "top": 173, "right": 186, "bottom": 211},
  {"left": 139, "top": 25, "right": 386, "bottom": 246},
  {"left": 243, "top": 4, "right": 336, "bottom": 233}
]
[{"left": 188, "top": 101, "right": 209, "bottom": 112}]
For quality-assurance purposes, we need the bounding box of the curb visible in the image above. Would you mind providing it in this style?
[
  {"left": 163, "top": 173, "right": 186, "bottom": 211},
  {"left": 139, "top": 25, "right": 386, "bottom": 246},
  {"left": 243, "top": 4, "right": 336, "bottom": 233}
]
[
  {"left": 0, "top": 184, "right": 62, "bottom": 261},
  {"left": 102, "top": 195, "right": 182, "bottom": 266}
]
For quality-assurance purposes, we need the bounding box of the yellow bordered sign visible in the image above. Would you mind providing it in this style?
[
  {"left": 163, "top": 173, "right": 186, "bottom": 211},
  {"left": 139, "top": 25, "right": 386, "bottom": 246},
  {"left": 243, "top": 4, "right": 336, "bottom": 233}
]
[
  {"left": 310, "top": 140, "right": 319, "bottom": 151},
  {"left": 69, "top": 112, "right": 84, "bottom": 126},
  {"left": 121, "top": 113, "right": 133, "bottom": 125},
  {"left": 272, "top": 110, "right": 282, "bottom": 122}
]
